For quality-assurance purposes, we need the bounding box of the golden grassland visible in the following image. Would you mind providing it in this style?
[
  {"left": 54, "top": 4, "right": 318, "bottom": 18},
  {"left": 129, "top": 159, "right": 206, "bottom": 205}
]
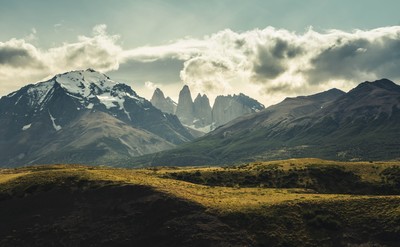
[
  {"left": 2, "top": 159, "right": 400, "bottom": 246},
  {"left": 155, "top": 158, "right": 400, "bottom": 182},
  {"left": 1, "top": 158, "right": 400, "bottom": 215},
  {"left": 0, "top": 169, "right": 30, "bottom": 184}
]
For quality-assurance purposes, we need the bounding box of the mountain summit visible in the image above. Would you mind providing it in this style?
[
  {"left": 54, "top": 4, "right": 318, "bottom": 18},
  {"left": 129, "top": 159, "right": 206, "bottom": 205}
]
[
  {"left": 175, "top": 85, "right": 195, "bottom": 125},
  {"left": 131, "top": 79, "right": 400, "bottom": 166},
  {"left": 150, "top": 88, "right": 177, "bottom": 114},
  {"left": 151, "top": 86, "right": 265, "bottom": 132},
  {"left": 0, "top": 69, "right": 193, "bottom": 167}
]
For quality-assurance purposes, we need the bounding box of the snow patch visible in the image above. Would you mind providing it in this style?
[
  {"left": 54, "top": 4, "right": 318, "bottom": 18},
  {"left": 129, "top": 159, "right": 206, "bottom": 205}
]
[
  {"left": 185, "top": 124, "right": 213, "bottom": 133},
  {"left": 97, "top": 94, "right": 119, "bottom": 109},
  {"left": 26, "top": 81, "right": 55, "bottom": 107},
  {"left": 15, "top": 95, "right": 23, "bottom": 105},
  {"left": 22, "top": 124, "right": 31, "bottom": 131},
  {"left": 55, "top": 69, "right": 143, "bottom": 114},
  {"left": 56, "top": 69, "right": 117, "bottom": 99},
  {"left": 48, "top": 111, "right": 62, "bottom": 131},
  {"left": 123, "top": 107, "right": 132, "bottom": 121}
]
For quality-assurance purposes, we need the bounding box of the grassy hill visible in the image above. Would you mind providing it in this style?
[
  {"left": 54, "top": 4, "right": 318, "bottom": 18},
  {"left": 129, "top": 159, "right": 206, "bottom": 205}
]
[{"left": 1, "top": 159, "right": 400, "bottom": 246}]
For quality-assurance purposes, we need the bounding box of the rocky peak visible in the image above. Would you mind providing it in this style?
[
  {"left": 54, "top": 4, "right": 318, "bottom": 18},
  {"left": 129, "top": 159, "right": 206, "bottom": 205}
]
[
  {"left": 318, "top": 79, "right": 400, "bottom": 120},
  {"left": 150, "top": 88, "right": 176, "bottom": 114},
  {"left": 175, "top": 85, "right": 195, "bottom": 125},
  {"left": 55, "top": 69, "right": 116, "bottom": 96},
  {"left": 371, "top": 78, "right": 400, "bottom": 91},
  {"left": 193, "top": 93, "right": 212, "bottom": 128},
  {"left": 352, "top": 79, "right": 400, "bottom": 95},
  {"left": 296, "top": 88, "right": 345, "bottom": 103},
  {"left": 212, "top": 93, "right": 265, "bottom": 127},
  {"left": 153, "top": 88, "right": 164, "bottom": 97},
  {"left": 159, "top": 85, "right": 265, "bottom": 132}
]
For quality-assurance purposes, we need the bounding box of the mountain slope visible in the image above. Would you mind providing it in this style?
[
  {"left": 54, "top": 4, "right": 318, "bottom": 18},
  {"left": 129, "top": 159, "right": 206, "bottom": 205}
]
[
  {"left": 24, "top": 111, "right": 176, "bottom": 165},
  {"left": 0, "top": 69, "right": 193, "bottom": 167},
  {"left": 129, "top": 80, "right": 400, "bottom": 166}
]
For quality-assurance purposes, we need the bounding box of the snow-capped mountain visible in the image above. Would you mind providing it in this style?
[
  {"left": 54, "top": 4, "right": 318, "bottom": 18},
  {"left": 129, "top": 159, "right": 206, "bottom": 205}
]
[{"left": 0, "top": 69, "right": 193, "bottom": 167}]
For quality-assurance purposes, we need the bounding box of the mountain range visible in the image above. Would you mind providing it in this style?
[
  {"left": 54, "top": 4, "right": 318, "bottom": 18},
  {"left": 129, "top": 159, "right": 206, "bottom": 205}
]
[
  {"left": 1, "top": 69, "right": 399, "bottom": 167},
  {"left": 131, "top": 79, "right": 400, "bottom": 166},
  {"left": 151, "top": 85, "right": 265, "bottom": 133},
  {"left": 0, "top": 69, "right": 193, "bottom": 167}
]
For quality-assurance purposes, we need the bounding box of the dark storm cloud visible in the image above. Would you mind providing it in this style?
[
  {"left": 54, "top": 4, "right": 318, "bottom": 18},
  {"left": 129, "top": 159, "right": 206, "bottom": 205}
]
[
  {"left": 271, "top": 39, "right": 303, "bottom": 59},
  {"left": 253, "top": 50, "right": 286, "bottom": 79},
  {"left": 306, "top": 35, "right": 400, "bottom": 84},
  {"left": 0, "top": 46, "right": 42, "bottom": 68},
  {"left": 107, "top": 57, "right": 184, "bottom": 84},
  {"left": 252, "top": 39, "right": 303, "bottom": 80}
]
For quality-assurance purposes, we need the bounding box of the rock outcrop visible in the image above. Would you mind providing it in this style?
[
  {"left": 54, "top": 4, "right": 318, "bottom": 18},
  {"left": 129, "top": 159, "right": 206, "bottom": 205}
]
[
  {"left": 151, "top": 86, "right": 264, "bottom": 132},
  {"left": 193, "top": 94, "right": 212, "bottom": 129},
  {"left": 150, "top": 88, "right": 176, "bottom": 114},
  {"left": 212, "top": 93, "right": 264, "bottom": 127},
  {"left": 175, "top": 85, "right": 195, "bottom": 125}
]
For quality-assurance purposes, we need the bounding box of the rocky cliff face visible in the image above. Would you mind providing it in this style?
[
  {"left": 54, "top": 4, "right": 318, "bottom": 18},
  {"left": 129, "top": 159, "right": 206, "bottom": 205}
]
[
  {"left": 193, "top": 94, "right": 212, "bottom": 129},
  {"left": 151, "top": 86, "right": 264, "bottom": 132},
  {"left": 212, "top": 93, "right": 265, "bottom": 128},
  {"left": 175, "top": 85, "right": 195, "bottom": 125},
  {"left": 150, "top": 88, "right": 176, "bottom": 114}
]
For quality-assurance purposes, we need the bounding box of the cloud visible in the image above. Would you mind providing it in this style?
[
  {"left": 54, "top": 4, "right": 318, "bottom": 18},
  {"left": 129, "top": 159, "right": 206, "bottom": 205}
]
[
  {"left": 107, "top": 57, "right": 184, "bottom": 85},
  {"left": 180, "top": 56, "right": 234, "bottom": 93},
  {"left": 144, "top": 81, "right": 158, "bottom": 90},
  {"left": 46, "top": 24, "right": 121, "bottom": 72},
  {"left": 0, "top": 24, "right": 122, "bottom": 95},
  {"left": 1, "top": 24, "right": 400, "bottom": 102},
  {"left": 174, "top": 26, "right": 400, "bottom": 96},
  {"left": 306, "top": 29, "right": 400, "bottom": 85},
  {"left": 0, "top": 44, "right": 41, "bottom": 68}
]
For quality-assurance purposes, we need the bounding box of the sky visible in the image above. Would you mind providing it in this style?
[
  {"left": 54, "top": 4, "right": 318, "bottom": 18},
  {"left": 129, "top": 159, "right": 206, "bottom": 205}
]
[{"left": 1, "top": 0, "right": 400, "bottom": 105}]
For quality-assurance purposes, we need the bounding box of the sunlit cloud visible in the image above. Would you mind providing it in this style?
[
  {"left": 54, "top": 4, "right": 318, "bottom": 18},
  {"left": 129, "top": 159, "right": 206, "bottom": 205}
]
[
  {"left": 144, "top": 81, "right": 158, "bottom": 90},
  {"left": 1, "top": 24, "right": 400, "bottom": 103}
]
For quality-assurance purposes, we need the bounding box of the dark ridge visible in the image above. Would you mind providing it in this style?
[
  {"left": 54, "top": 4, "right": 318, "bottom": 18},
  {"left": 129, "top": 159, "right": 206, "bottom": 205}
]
[{"left": 350, "top": 78, "right": 400, "bottom": 95}]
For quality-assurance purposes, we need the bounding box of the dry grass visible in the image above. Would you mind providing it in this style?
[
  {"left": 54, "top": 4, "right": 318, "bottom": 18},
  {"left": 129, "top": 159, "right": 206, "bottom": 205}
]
[
  {"left": 1, "top": 160, "right": 400, "bottom": 214},
  {"left": 86, "top": 167, "right": 400, "bottom": 213},
  {"left": 0, "top": 172, "right": 30, "bottom": 184},
  {"left": 2, "top": 160, "right": 400, "bottom": 246}
]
